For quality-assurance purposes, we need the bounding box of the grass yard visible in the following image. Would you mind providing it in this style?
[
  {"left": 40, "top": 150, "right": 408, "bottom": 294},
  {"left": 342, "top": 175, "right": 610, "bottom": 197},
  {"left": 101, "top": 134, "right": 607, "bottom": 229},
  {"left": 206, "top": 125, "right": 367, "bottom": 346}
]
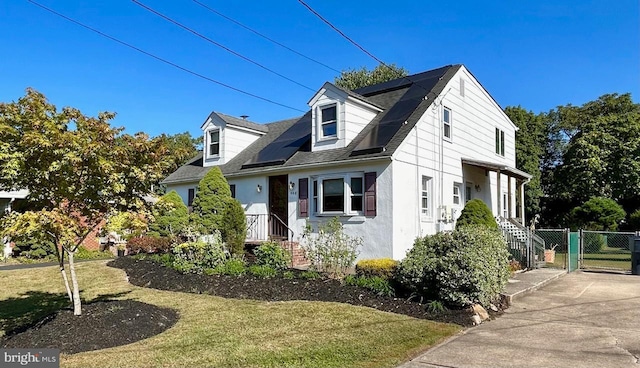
[{"left": 0, "top": 261, "right": 460, "bottom": 368}]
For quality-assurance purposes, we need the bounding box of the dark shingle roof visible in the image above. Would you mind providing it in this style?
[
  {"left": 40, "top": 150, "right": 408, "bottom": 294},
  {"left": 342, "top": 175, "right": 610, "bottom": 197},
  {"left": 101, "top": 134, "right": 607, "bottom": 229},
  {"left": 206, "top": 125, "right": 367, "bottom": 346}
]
[
  {"left": 163, "top": 64, "right": 460, "bottom": 183},
  {"left": 205, "top": 112, "right": 269, "bottom": 133}
]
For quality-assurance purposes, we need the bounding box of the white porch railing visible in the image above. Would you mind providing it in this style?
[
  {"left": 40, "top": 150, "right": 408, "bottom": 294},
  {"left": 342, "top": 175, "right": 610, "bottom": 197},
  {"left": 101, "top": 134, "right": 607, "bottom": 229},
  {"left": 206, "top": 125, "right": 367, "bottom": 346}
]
[{"left": 245, "top": 213, "right": 294, "bottom": 242}]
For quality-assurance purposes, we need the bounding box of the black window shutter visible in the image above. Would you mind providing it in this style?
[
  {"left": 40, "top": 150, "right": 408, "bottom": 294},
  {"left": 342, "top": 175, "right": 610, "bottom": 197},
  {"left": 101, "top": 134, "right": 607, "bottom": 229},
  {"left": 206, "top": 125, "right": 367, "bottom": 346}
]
[
  {"left": 188, "top": 188, "right": 195, "bottom": 206},
  {"left": 364, "top": 172, "right": 377, "bottom": 216},
  {"left": 229, "top": 184, "right": 236, "bottom": 198},
  {"left": 299, "top": 178, "right": 309, "bottom": 217}
]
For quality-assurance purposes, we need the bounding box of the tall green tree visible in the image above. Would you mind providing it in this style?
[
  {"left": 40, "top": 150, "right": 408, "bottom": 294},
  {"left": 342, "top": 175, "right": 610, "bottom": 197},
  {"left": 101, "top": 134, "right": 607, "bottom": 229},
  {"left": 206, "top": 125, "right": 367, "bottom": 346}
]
[
  {"left": 334, "top": 63, "right": 408, "bottom": 90},
  {"left": 505, "top": 106, "right": 546, "bottom": 222},
  {"left": 0, "top": 88, "right": 168, "bottom": 315},
  {"left": 545, "top": 93, "right": 640, "bottom": 225}
]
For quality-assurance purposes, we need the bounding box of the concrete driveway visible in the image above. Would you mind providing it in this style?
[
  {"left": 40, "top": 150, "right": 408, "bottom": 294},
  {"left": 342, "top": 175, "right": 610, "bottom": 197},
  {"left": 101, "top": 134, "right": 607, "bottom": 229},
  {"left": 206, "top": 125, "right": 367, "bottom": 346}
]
[{"left": 400, "top": 271, "right": 640, "bottom": 368}]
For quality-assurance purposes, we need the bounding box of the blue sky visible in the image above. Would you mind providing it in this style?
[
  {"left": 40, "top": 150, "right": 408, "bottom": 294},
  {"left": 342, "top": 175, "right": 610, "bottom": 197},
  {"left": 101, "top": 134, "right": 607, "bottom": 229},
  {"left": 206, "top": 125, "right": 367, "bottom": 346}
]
[{"left": 1, "top": 1, "right": 638, "bottom": 138}]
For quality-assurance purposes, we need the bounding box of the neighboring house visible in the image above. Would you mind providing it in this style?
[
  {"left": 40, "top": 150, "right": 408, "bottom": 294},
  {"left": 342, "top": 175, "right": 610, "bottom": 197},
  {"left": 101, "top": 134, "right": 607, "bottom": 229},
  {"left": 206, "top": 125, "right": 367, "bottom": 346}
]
[{"left": 162, "top": 64, "right": 533, "bottom": 261}]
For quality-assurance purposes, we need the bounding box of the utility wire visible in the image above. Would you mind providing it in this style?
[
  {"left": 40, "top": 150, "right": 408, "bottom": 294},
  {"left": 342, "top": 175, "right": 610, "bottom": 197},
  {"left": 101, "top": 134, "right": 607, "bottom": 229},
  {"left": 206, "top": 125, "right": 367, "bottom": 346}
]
[
  {"left": 192, "top": 0, "right": 341, "bottom": 74},
  {"left": 27, "top": 0, "right": 306, "bottom": 113},
  {"left": 133, "top": 0, "right": 314, "bottom": 92},
  {"left": 297, "top": 0, "right": 433, "bottom": 95}
]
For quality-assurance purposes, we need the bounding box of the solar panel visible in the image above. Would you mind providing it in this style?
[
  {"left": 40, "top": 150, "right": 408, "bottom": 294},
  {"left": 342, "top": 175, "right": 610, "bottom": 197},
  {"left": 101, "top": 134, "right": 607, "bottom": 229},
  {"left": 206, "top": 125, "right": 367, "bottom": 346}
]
[
  {"left": 351, "top": 66, "right": 451, "bottom": 155},
  {"left": 241, "top": 112, "right": 312, "bottom": 169}
]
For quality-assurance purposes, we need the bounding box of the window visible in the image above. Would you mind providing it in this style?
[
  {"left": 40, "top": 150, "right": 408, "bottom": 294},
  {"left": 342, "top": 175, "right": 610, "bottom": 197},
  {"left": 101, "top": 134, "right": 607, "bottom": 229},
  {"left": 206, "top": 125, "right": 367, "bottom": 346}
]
[
  {"left": 209, "top": 130, "right": 220, "bottom": 156},
  {"left": 465, "top": 182, "right": 472, "bottom": 203},
  {"left": 350, "top": 177, "right": 363, "bottom": 212},
  {"left": 311, "top": 173, "right": 365, "bottom": 215},
  {"left": 188, "top": 188, "right": 195, "bottom": 206},
  {"left": 443, "top": 107, "right": 452, "bottom": 140},
  {"left": 320, "top": 104, "right": 337, "bottom": 139},
  {"left": 495, "top": 128, "right": 505, "bottom": 156},
  {"left": 421, "top": 176, "right": 431, "bottom": 216},
  {"left": 453, "top": 183, "right": 461, "bottom": 205},
  {"left": 229, "top": 184, "right": 236, "bottom": 199}
]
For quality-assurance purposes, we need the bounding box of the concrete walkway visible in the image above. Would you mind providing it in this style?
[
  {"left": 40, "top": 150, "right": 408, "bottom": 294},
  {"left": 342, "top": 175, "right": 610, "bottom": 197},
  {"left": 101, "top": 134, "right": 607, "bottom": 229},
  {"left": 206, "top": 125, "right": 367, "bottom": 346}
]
[{"left": 400, "top": 270, "right": 640, "bottom": 368}]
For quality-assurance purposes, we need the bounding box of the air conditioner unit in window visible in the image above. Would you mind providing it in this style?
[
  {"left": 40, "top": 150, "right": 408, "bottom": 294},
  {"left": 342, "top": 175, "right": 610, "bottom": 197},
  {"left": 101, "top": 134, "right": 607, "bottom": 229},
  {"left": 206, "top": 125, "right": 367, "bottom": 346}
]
[{"left": 439, "top": 205, "right": 453, "bottom": 223}]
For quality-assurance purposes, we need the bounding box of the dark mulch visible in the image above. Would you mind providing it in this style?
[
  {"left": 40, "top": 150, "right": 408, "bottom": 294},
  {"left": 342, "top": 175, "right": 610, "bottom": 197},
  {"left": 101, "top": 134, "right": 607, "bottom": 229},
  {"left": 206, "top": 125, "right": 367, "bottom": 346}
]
[
  {"left": 0, "top": 300, "right": 178, "bottom": 354},
  {"left": 109, "top": 257, "right": 491, "bottom": 327}
]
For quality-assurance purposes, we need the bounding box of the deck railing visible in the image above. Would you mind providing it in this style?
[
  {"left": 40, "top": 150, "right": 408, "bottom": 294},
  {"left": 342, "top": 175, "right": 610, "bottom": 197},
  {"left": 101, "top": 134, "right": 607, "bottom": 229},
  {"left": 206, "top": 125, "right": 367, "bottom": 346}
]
[{"left": 245, "top": 213, "right": 294, "bottom": 242}]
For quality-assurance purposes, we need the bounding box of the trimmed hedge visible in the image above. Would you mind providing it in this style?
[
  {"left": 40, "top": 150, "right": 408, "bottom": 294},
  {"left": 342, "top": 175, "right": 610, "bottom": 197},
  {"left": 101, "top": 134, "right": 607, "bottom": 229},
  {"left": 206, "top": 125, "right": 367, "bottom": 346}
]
[
  {"left": 396, "top": 225, "right": 510, "bottom": 307},
  {"left": 127, "top": 236, "right": 173, "bottom": 255},
  {"left": 455, "top": 199, "right": 497, "bottom": 230},
  {"left": 148, "top": 190, "right": 189, "bottom": 237},
  {"left": 355, "top": 258, "right": 398, "bottom": 279}
]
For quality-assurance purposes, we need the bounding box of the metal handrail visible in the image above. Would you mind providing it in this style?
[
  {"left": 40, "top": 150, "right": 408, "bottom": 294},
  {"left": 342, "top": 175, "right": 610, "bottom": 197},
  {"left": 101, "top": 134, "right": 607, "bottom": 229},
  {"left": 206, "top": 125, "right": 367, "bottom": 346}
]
[{"left": 269, "top": 212, "right": 294, "bottom": 241}]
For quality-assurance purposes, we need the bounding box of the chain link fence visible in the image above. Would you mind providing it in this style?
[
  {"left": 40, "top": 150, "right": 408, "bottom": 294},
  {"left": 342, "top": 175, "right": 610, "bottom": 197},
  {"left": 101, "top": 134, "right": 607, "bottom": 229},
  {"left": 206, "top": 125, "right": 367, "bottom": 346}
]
[
  {"left": 536, "top": 229, "right": 568, "bottom": 269},
  {"left": 582, "top": 231, "right": 632, "bottom": 271}
]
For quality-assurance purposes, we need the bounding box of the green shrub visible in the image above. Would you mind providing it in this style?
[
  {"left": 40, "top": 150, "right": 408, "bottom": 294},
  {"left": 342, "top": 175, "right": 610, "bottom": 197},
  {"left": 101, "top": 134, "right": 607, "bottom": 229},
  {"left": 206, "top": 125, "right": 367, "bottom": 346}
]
[
  {"left": 248, "top": 264, "right": 277, "bottom": 278},
  {"left": 132, "top": 252, "right": 174, "bottom": 268},
  {"left": 127, "top": 236, "right": 173, "bottom": 254},
  {"left": 425, "top": 300, "right": 446, "bottom": 314},
  {"left": 103, "top": 211, "right": 148, "bottom": 240},
  {"left": 171, "top": 231, "right": 227, "bottom": 274},
  {"left": 221, "top": 198, "right": 247, "bottom": 256},
  {"left": 214, "top": 258, "right": 246, "bottom": 276},
  {"left": 254, "top": 241, "right": 291, "bottom": 270},
  {"left": 583, "top": 233, "right": 606, "bottom": 254},
  {"left": 282, "top": 270, "right": 295, "bottom": 279},
  {"left": 455, "top": 199, "right": 497, "bottom": 230},
  {"left": 570, "top": 197, "right": 626, "bottom": 231},
  {"left": 344, "top": 275, "right": 395, "bottom": 297},
  {"left": 12, "top": 237, "right": 56, "bottom": 259},
  {"left": 628, "top": 209, "right": 640, "bottom": 230},
  {"left": 355, "top": 258, "right": 398, "bottom": 279},
  {"left": 396, "top": 225, "right": 510, "bottom": 307},
  {"left": 191, "top": 167, "right": 232, "bottom": 234},
  {"left": 75, "top": 246, "right": 114, "bottom": 260},
  {"left": 302, "top": 217, "right": 361, "bottom": 278},
  {"left": 148, "top": 191, "right": 189, "bottom": 237}
]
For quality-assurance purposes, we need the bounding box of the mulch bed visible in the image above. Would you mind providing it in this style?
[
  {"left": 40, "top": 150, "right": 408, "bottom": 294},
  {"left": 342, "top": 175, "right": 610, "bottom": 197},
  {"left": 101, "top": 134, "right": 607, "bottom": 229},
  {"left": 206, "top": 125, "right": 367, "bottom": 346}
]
[
  {"left": 0, "top": 300, "right": 178, "bottom": 354},
  {"left": 109, "top": 256, "right": 488, "bottom": 327}
]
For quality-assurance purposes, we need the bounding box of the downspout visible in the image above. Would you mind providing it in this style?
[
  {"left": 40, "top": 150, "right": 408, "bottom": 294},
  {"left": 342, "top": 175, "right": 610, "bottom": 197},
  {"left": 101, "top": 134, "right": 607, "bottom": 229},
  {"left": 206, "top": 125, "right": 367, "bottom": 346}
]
[{"left": 414, "top": 123, "right": 421, "bottom": 236}]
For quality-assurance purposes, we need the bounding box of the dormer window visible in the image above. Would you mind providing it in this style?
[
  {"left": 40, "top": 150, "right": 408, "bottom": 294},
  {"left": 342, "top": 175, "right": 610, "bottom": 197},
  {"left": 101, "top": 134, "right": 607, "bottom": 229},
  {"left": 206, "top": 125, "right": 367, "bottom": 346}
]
[
  {"left": 209, "top": 130, "right": 220, "bottom": 156},
  {"left": 320, "top": 104, "right": 337, "bottom": 139}
]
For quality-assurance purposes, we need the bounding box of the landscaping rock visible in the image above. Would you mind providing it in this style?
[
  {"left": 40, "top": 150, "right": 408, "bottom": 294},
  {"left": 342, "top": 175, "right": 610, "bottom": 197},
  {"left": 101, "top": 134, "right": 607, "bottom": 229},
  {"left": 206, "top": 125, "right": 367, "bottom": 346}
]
[
  {"left": 471, "top": 314, "right": 482, "bottom": 325},
  {"left": 472, "top": 304, "right": 490, "bottom": 321}
]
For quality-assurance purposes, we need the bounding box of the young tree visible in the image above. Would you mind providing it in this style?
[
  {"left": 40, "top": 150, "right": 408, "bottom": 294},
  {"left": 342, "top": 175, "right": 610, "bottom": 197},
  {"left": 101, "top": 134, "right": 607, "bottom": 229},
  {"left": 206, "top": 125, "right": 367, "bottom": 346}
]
[
  {"left": 0, "top": 88, "right": 168, "bottom": 315},
  {"left": 154, "top": 132, "right": 201, "bottom": 192},
  {"left": 148, "top": 190, "right": 189, "bottom": 237},
  {"left": 455, "top": 199, "right": 498, "bottom": 230},
  {"left": 570, "top": 197, "right": 626, "bottom": 231},
  {"left": 334, "top": 63, "right": 408, "bottom": 90},
  {"left": 221, "top": 198, "right": 247, "bottom": 256}
]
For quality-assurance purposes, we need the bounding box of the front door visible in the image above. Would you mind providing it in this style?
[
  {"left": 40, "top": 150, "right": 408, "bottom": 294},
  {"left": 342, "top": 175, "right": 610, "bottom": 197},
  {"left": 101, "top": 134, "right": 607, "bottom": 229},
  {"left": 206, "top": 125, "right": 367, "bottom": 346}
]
[{"left": 268, "top": 175, "right": 288, "bottom": 239}]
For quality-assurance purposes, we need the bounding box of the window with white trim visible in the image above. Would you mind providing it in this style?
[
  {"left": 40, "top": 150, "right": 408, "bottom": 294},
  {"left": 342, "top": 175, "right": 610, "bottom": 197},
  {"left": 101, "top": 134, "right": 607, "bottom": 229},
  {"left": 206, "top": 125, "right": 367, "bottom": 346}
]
[
  {"left": 495, "top": 128, "right": 505, "bottom": 156},
  {"left": 453, "top": 183, "right": 462, "bottom": 205},
  {"left": 421, "top": 176, "right": 431, "bottom": 216},
  {"left": 319, "top": 104, "right": 338, "bottom": 139},
  {"left": 443, "top": 107, "right": 452, "bottom": 140},
  {"left": 312, "top": 173, "right": 363, "bottom": 215},
  {"left": 209, "top": 130, "right": 220, "bottom": 156}
]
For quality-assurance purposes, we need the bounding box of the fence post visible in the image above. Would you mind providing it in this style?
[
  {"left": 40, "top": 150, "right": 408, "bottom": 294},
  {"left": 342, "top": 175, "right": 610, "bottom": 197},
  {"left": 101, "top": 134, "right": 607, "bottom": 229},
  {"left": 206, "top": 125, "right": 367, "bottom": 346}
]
[{"left": 579, "top": 229, "right": 584, "bottom": 270}]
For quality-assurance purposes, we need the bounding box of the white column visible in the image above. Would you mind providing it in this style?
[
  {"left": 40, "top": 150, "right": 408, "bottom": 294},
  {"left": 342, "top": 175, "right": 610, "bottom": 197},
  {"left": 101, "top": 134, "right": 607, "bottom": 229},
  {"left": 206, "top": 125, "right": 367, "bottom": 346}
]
[{"left": 519, "top": 180, "right": 526, "bottom": 225}]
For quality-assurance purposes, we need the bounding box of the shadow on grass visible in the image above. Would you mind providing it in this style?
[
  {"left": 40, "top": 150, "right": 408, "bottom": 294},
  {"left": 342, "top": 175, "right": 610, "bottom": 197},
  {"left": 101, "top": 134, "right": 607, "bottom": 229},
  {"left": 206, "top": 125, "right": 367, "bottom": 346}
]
[{"left": 0, "top": 290, "right": 132, "bottom": 337}]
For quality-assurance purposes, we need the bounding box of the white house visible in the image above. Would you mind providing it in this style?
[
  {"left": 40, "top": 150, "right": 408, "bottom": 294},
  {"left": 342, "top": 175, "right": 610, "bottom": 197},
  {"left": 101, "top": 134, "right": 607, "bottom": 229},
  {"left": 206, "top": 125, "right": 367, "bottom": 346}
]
[{"left": 162, "top": 64, "right": 532, "bottom": 261}]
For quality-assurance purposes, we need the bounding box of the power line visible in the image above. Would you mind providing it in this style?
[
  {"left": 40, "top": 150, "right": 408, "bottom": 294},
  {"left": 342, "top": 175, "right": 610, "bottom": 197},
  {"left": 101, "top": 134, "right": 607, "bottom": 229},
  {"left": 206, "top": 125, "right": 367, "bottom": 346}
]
[
  {"left": 192, "top": 0, "right": 341, "bottom": 74},
  {"left": 297, "top": 0, "right": 433, "bottom": 95},
  {"left": 133, "top": 0, "right": 314, "bottom": 92},
  {"left": 27, "top": 0, "right": 306, "bottom": 113}
]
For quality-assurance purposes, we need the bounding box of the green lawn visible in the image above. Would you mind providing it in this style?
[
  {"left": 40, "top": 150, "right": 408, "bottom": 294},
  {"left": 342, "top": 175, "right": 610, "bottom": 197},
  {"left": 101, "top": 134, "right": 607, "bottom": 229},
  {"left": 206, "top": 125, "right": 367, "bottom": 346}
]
[{"left": 0, "top": 261, "right": 460, "bottom": 368}]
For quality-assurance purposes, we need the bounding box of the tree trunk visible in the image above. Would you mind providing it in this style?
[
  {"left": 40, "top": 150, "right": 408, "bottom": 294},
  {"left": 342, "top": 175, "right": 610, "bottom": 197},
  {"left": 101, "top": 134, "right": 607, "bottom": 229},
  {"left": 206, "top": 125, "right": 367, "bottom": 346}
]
[
  {"left": 55, "top": 241, "right": 73, "bottom": 303},
  {"left": 68, "top": 250, "right": 82, "bottom": 316}
]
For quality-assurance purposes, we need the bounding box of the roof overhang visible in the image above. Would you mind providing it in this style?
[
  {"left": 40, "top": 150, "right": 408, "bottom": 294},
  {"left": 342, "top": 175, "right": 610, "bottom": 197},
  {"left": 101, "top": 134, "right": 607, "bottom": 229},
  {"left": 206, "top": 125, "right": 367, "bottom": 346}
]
[
  {"left": 0, "top": 190, "right": 28, "bottom": 199},
  {"left": 462, "top": 158, "right": 532, "bottom": 180}
]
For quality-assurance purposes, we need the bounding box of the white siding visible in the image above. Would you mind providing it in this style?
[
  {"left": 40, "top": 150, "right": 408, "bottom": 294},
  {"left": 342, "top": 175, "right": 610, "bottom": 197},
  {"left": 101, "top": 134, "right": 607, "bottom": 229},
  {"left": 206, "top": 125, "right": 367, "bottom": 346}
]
[
  {"left": 202, "top": 116, "right": 263, "bottom": 167},
  {"left": 392, "top": 65, "right": 518, "bottom": 236},
  {"left": 343, "top": 100, "right": 378, "bottom": 146},
  {"left": 288, "top": 161, "right": 394, "bottom": 260},
  {"left": 166, "top": 183, "right": 197, "bottom": 207}
]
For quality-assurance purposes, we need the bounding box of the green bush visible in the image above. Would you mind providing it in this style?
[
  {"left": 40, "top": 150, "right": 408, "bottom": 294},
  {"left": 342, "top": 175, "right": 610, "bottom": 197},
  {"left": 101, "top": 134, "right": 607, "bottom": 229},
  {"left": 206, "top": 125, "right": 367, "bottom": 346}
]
[
  {"left": 214, "top": 258, "right": 246, "bottom": 276},
  {"left": 396, "top": 225, "right": 510, "bottom": 307},
  {"left": 221, "top": 198, "right": 247, "bottom": 256},
  {"left": 583, "top": 233, "right": 606, "bottom": 254},
  {"left": 301, "top": 217, "right": 361, "bottom": 278},
  {"left": 12, "top": 237, "right": 56, "bottom": 259},
  {"left": 299, "top": 270, "right": 322, "bottom": 280},
  {"left": 75, "top": 246, "right": 114, "bottom": 260},
  {"left": 103, "top": 211, "right": 148, "bottom": 240},
  {"left": 191, "top": 167, "right": 232, "bottom": 234},
  {"left": 254, "top": 241, "right": 291, "bottom": 270},
  {"left": 148, "top": 191, "right": 189, "bottom": 237},
  {"left": 127, "top": 236, "right": 173, "bottom": 254},
  {"left": 282, "top": 270, "right": 295, "bottom": 279},
  {"left": 344, "top": 275, "right": 395, "bottom": 297},
  {"left": 248, "top": 264, "right": 277, "bottom": 278},
  {"left": 171, "top": 231, "right": 227, "bottom": 274},
  {"left": 455, "top": 199, "right": 497, "bottom": 230},
  {"left": 628, "top": 209, "right": 640, "bottom": 230},
  {"left": 570, "top": 197, "right": 626, "bottom": 231},
  {"left": 355, "top": 258, "right": 398, "bottom": 279}
]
